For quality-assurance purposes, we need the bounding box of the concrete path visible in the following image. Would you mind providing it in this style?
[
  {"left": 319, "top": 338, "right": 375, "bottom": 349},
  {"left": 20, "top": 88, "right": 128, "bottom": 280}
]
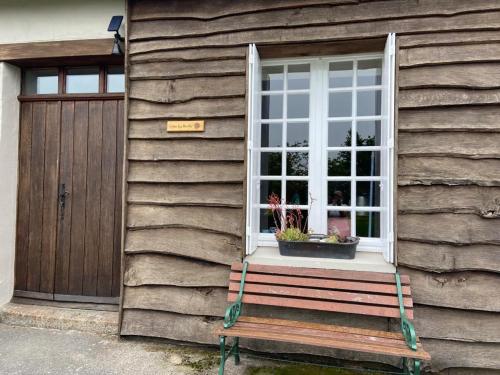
[{"left": 0, "top": 323, "right": 259, "bottom": 375}]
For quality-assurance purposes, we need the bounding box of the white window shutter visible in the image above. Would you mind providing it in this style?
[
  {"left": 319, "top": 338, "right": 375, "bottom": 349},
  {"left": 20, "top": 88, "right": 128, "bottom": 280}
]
[
  {"left": 246, "top": 44, "right": 261, "bottom": 255},
  {"left": 381, "top": 33, "right": 396, "bottom": 263}
]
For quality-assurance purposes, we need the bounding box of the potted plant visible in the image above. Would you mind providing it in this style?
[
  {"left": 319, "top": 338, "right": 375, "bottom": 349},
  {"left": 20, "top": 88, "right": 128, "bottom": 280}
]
[{"left": 267, "top": 193, "right": 359, "bottom": 259}]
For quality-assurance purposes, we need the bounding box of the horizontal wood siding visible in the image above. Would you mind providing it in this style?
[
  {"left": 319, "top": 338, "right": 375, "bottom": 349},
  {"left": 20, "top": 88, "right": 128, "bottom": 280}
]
[{"left": 123, "top": 1, "right": 500, "bottom": 372}]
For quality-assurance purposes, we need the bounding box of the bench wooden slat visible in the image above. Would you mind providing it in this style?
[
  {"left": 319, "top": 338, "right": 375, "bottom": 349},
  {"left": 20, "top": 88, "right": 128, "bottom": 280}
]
[
  {"left": 229, "top": 282, "right": 414, "bottom": 308},
  {"left": 232, "top": 262, "right": 411, "bottom": 284},
  {"left": 235, "top": 321, "right": 421, "bottom": 350},
  {"left": 238, "top": 316, "right": 409, "bottom": 341},
  {"left": 230, "top": 272, "right": 412, "bottom": 296},
  {"left": 218, "top": 326, "right": 430, "bottom": 360},
  {"left": 228, "top": 292, "right": 413, "bottom": 319}
]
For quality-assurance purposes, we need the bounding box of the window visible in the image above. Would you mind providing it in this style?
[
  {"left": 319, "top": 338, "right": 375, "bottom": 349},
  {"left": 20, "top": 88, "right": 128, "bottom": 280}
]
[
  {"left": 23, "top": 65, "right": 125, "bottom": 95},
  {"left": 246, "top": 35, "right": 395, "bottom": 262}
]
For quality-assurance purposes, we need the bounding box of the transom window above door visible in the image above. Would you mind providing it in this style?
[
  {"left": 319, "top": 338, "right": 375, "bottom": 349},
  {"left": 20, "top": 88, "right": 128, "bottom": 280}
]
[
  {"left": 246, "top": 36, "right": 395, "bottom": 262},
  {"left": 22, "top": 66, "right": 124, "bottom": 95}
]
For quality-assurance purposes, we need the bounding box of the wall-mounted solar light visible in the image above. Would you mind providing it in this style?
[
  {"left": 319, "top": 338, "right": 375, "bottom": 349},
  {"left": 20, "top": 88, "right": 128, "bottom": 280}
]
[{"left": 108, "top": 15, "right": 124, "bottom": 55}]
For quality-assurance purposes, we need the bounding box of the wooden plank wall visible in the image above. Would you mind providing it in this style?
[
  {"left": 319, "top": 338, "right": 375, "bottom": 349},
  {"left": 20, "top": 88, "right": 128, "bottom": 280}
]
[{"left": 123, "top": 1, "right": 500, "bottom": 373}]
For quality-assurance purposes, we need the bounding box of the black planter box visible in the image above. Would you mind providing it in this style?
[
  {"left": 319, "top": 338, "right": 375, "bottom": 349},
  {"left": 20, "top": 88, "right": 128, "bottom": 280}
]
[{"left": 277, "top": 235, "right": 359, "bottom": 259}]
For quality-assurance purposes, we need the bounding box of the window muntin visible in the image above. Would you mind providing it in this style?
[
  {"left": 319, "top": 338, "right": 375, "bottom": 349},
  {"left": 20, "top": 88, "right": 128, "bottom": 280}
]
[{"left": 255, "top": 54, "right": 389, "bottom": 251}]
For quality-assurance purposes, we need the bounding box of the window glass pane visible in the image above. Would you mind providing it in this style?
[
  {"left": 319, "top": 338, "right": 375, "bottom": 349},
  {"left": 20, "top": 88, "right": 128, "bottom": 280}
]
[
  {"left": 261, "top": 123, "right": 282, "bottom": 147},
  {"left": 328, "top": 181, "right": 351, "bottom": 206},
  {"left": 262, "top": 94, "right": 283, "bottom": 119},
  {"left": 328, "top": 121, "right": 351, "bottom": 147},
  {"left": 356, "top": 151, "right": 380, "bottom": 176},
  {"left": 357, "top": 90, "right": 381, "bottom": 116},
  {"left": 329, "top": 92, "right": 352, "bottom": 118},
  {"left": 262, "top": 66, "right": 284, "bottom": 91},
  {"left": 327, "top": 211, "right": 351, "bottom": 237},
  {"left": 107, "top": 66, "right": 124, "bottom": 93},
  {"left": 357, "top": 120, "right": 381, "bottom": 146},
  {"left": 328, "top": 151, "right": 351, "bottom": 176},
  {"left": 260, "top": 180, "right": 281, "bottom": 204},
  {"left": 286, "top": 181, "right": 308, "bottom": 205},
  {"left": 287, "top": 94, "right": 309, "bottom": 118},
  {"left": 287, "top": 64, "right": 310, "bottom": 90},
  {"left": 287, "top": 122, "right": 309, "bottom": 147},
  {"left": 260, "top": 152, "right": 282, "bottom": 176},
  {"left": 286, "top": 209, "right": 308, "bottom": 233},
  {"left": 356, "top": 181, "right": 380, "bottom": 207},
  {"left": 260, "top": 209, "right": 280, "bottom": 234},
  {"left": 356, "top": 211, "right": 380, "bottom": 238},
  {"left": 66, "top": 67, "right": 99, "bottom": 93},
  {"left": 24, "top": 69, "right": 59, "bottom": 95},
  {"left": 329, "top": 61, "right": 353, "bottom": 88},
  {"left": 358, "top": 59, "right": 382, "bottom": 86},
  {"left": 286, "top": 152, "right": 308, "bottom": 176}
]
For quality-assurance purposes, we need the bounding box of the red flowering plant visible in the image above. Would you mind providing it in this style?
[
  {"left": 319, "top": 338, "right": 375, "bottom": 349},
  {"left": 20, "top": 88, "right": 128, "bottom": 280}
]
[{"left": 267, "top": 193, "right": 310, "bottom": 241}]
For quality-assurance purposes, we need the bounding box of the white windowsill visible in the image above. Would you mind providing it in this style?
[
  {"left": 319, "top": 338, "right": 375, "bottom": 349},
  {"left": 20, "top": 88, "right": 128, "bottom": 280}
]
[{"left": 245, "top": 247, "right": 396, "bottom": 274}]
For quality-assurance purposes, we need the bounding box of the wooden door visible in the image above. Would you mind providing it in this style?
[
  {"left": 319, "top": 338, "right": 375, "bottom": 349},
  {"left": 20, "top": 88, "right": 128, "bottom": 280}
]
[{"left": 15, "top": 98, "right": 124, "bottom": 303}]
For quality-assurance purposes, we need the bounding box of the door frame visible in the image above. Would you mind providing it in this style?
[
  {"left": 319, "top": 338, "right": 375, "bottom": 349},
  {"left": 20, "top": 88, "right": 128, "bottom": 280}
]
[{"left": 13, "top": 60, "right": 125, "bottom": 305}]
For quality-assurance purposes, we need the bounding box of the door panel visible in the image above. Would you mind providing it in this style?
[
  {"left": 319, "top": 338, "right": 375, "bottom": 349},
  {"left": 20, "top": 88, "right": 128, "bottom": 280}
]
[{"left": 15, "top": 98, "right": 124, "bottom": 302}]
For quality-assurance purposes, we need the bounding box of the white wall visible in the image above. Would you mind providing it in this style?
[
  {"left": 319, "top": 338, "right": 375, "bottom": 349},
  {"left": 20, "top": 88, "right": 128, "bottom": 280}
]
[
  {"left": 0, "top": 62, "right": 21, "bottom": 305},
  {"left": 0, "top": 0, "right": 124, "bottom": 44}
]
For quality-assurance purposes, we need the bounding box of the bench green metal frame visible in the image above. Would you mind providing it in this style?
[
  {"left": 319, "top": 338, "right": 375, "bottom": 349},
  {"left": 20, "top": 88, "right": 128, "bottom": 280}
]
[{"left": 219, "top": 262, "right": 422, "bottom": 375}]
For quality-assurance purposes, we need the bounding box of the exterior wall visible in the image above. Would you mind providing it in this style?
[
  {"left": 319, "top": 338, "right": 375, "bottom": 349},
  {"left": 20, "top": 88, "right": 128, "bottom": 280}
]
[
  {"left": 122, "top": 1, "right": 500, "bottom": 373},
  {"left": 0, "top": 63, "right": 21, "bottom": 305},
  {"left": 0, "top": 0, "right": 125, "bottom": 44}
]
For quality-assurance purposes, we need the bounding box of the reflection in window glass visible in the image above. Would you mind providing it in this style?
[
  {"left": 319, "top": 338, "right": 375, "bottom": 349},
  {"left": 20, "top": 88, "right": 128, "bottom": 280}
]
[
  {"left": 327, "top": 211, "right": 351, "bottom": 237},
  {"left": 287, "top": 152, "right": 308, "bottom": 176},
  {"left": 262, "top": 66, "right": 284, "bottom": 91},
  {"left": 66, "top": 67, "right": 99, "bottom": 93},
  {"left": 356, "top": 151, "right": 380, "bottom": 176},
  {"left": 260, "top": 180, "right": 281, "bottom": 204},
  {"left": 358, "top": 59, "right": 382, "bottom": 86},
  {"left": 356, "top": 181, "right": 380, "bottom": 207},
  {"left": 328, "top": 121, "right": 351, "bottom": 147},
  {"left": 328, "top": 151, "right": 351, "bottom": 176},
  {"left": 261, "top": 123, "right": 282, "bottom": 147},
  {"left": 357, "top": 120, "right": 381, "bottom": 146},
  {"left": 260, "top": 209, "right": 280, "bottom": 233},
  {"left": 286, "top": 181, "right": 308, "bottom": 205},
  {"left": 24, "top": 69, "right": 59, "bottom": 95},
  {"left": 107, "top": 66, "right": 125, "bottom": 93},
  {"left": 288, "top": 64, "right": 310, "bottom": 90},
  {"left": 261, "top": 152, "right": 282, "bottom": 176},
  {"left": 287, "top": 94, "right": 309, "bottom": 118},
  {"left": 356, "top": 211, "right": 380, "bottom": 237},
  {"left": 287, "top": 122, "right": 309, "bottom": 147},
  {"left": 328, "top": 181, "right": 351, "bottom": 206},
  {"left": 262, "top": 94, "right": 283, "bottom": 119},
  {"left": 329, "top": 61, "right": 353, "bottom": 88},
  {"left": 329, "top": 92, "right": 352, "bottom": 118},
  {"left": 357, "top": 90, "right": 381, "bottom": 116}
]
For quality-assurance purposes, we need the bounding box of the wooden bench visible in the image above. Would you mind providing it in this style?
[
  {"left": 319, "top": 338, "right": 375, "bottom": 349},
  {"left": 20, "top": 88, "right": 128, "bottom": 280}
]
[{"left": 215, "top": 262, "right": 430, "bottom": 375}]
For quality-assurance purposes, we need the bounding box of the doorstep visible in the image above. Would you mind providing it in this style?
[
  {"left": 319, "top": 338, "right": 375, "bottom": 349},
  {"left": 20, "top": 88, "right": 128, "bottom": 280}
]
[
  {"left": 0, "top": 302, "right": 118, "bottom": 335},
  {"left": 246, "top": 247, "right": 396, "bottom": 273}
]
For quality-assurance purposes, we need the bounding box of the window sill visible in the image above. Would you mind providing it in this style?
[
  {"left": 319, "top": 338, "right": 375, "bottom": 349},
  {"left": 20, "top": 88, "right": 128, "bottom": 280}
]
[{"left": 245, "top": 247, "right": 395, "bottom": 273}]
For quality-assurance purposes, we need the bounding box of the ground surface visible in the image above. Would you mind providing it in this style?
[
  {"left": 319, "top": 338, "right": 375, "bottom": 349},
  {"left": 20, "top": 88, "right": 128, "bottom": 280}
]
[{"left": 0, "top": 323, "right": 381, "bottom": 375}]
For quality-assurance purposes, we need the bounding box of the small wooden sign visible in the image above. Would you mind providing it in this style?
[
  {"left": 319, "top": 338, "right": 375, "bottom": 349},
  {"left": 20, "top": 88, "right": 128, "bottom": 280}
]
[{"left": 167, "top": 120, "right": 205, "bottom": 132}]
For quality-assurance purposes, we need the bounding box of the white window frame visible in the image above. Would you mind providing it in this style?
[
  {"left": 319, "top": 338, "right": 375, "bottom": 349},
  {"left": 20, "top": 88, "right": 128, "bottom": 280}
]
[{"left": 246, "top": 34, "right": 395, "bottom": 262}]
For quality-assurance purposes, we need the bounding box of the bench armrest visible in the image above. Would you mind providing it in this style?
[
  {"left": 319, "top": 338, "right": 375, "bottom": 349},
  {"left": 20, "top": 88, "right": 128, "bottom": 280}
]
[
  {"left": 224, "top": 301, "right": 242, "bottom": 328},
  {"left": 223, "top": 261, "right": 249, "bottom": 329},
  {"left": 395, "top": 273, "right": 418, "bottom": 351}
]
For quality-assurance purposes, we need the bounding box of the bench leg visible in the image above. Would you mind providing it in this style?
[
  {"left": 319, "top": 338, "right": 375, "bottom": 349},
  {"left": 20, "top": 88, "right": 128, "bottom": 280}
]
[
  {"left": 234, "top": 337, "right": 240, "bottom": 366},
  {"left": 403, "top": 358, "right": 421, "bottom": 375},
  {"left": 218, "top": 336, "right": 226, "bottom": 375}
]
